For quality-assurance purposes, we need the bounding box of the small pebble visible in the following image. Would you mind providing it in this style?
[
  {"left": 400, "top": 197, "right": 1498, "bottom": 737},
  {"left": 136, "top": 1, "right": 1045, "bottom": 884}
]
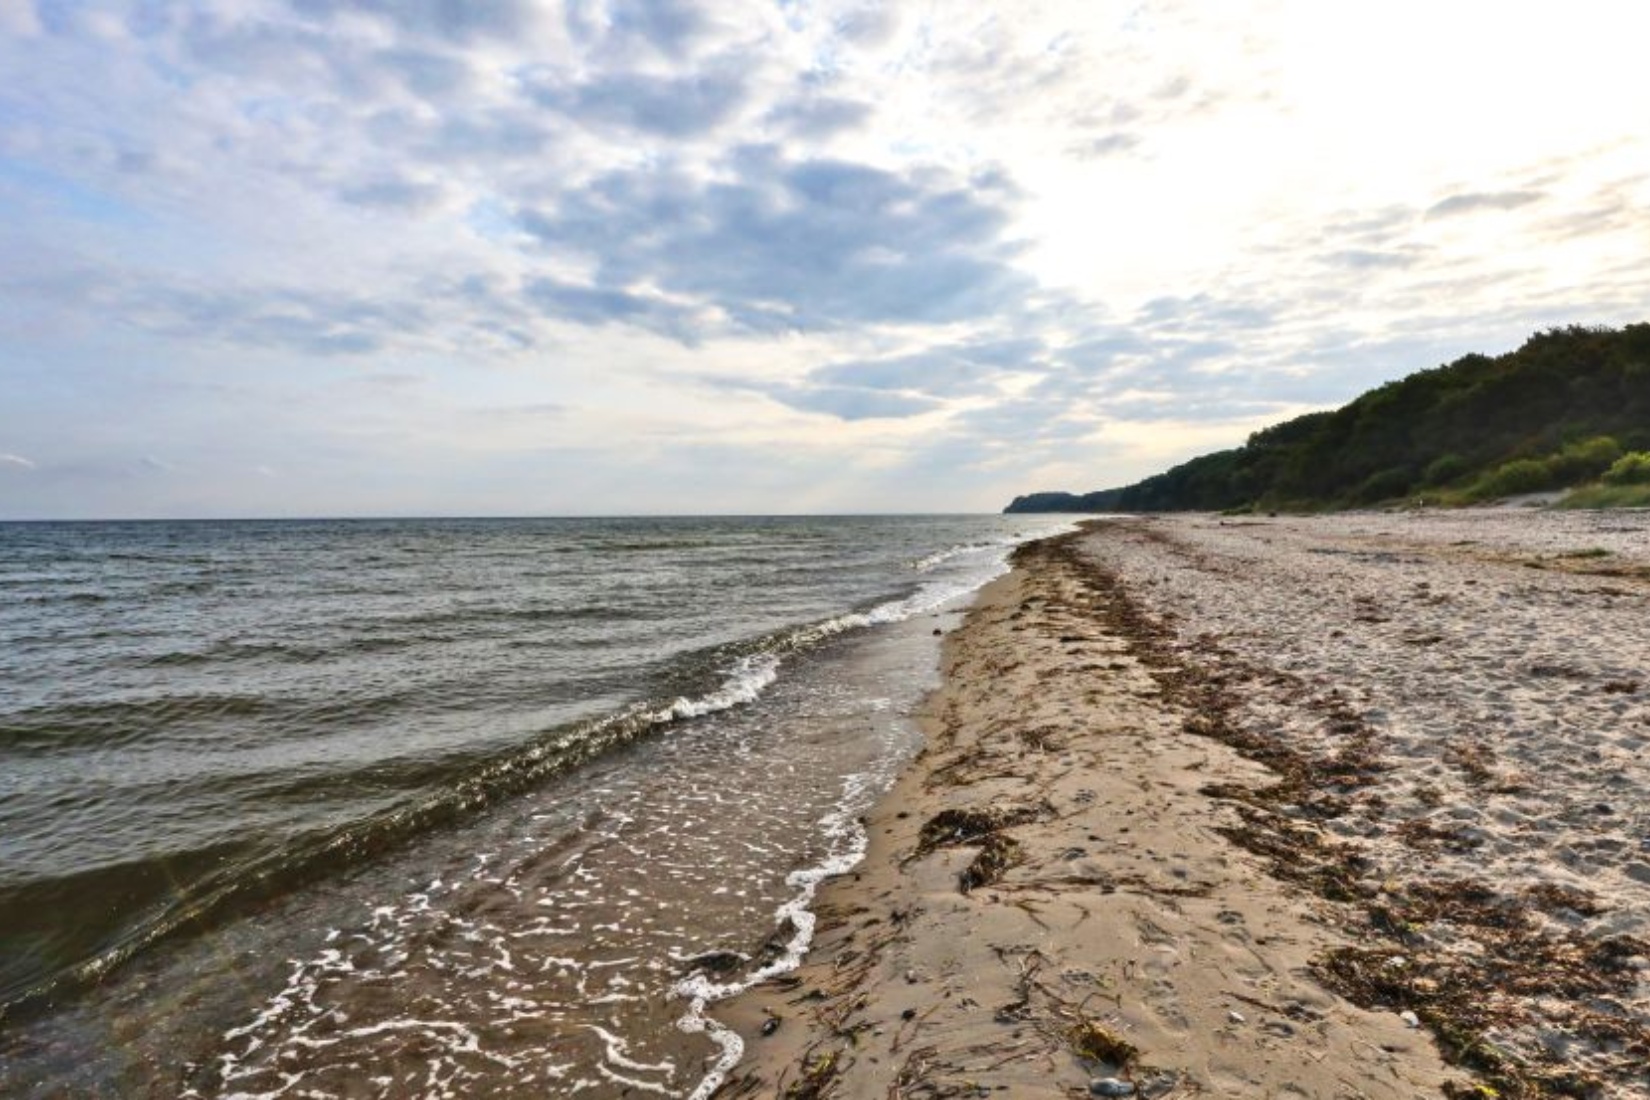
[
  {"left": 1091, "top": 1079, "right": 1136, "bottom": 1097},
  {"left": 1399, "top": 1010, "right": 1420, "bottom": 1029},
  {"left": 1227, "top": 1010, "right": 1245, "bottom": 1024}
]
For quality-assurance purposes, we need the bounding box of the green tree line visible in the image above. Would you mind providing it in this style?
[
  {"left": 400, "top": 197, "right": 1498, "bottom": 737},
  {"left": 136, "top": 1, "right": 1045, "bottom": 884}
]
[{"left": 1006, "top": 324, "right": 1650, "bottom": 513}]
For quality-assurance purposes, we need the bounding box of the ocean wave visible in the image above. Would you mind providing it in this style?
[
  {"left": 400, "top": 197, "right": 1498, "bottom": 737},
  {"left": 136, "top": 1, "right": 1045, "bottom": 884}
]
[
  {"left": 648, "top": 653, "right": 781, "bottom": 722},
  {"left": 0, "top": 693, "right": 276, "bottom": 754},
  {"left": 911, "top": 536, "right": 1013, "bottom": 572}
]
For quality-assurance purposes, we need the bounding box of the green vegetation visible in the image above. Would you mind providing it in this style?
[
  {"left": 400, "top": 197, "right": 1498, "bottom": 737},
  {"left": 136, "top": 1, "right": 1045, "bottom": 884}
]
[
  {"left": 1556, "top": 482, "right": 1650, "bottom": 509},
  {"left": 1459, "top": 435, "right": 1623, "bottom": 502},
  {"left": 1602, "top": 450, "right": 1650, "bottom": 485},
  {"left": 1006, "top": 324, "right": 1650, "bottom": 513}
]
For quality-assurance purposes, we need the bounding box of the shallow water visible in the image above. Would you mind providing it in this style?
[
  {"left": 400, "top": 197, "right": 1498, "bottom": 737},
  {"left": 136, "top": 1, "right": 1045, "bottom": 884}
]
[{"left": 0, "top": 515, "right": 1067, "bottom": 1096}]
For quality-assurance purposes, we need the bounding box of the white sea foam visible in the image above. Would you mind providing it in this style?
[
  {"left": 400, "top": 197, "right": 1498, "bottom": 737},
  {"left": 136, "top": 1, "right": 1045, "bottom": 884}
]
[
  {"left": 588, "top": 1024, "right": 675, "bottom": 1074},
  {"left": 674, "top": 769, "right": 882, "bottom": 1100},
  {"left": 911, "top": 534, "right": 1026, "bottom": 572},
  {"left": 587, "top": 523, "right": 1059, "bottom": 751},
  {"left": 652, "top": 653, "right": 782, "bottom": 722}
]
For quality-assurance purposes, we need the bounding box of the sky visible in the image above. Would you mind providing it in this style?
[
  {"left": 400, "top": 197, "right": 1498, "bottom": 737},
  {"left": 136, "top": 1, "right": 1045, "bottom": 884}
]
[{"left": 2, "top": 0, "right": 1648, "bottom": 518}]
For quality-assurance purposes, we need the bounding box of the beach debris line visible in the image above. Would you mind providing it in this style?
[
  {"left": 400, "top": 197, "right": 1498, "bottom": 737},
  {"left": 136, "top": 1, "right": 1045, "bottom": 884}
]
[
  {"left": 1064, "top": 518, "right": 1650, "bottom": 1100},
  {"left": 911, "top": 802, "right": 1049, "bottom": 894},
  {"left": 1316, "top": 883, "right": 1650, "bottom": 1100}
]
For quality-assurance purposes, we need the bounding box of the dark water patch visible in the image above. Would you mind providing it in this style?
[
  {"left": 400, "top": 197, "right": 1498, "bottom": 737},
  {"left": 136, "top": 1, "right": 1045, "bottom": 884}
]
[
  {"left": 145, "top": 580, "right": 219, "bottom": 597},
  {"left": 0, "top": 841, "right": 256, "bottom": 1012},
  {"left": 14, "top": 591, "right": 112, "bottom": 605},
  {"left": 125, "top": 640, "right": 337, "bottom": 669},
  {"left": 0, "top": 689, "right": 732, "bottom": 1023},
  {"left": 0, "top": 694, "right": 276, "bottom": 754}
]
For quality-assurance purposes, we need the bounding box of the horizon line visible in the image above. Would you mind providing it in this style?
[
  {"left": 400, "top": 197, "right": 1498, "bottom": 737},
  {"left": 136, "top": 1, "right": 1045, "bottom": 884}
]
[{"left": 0, "top": 510, "right": 1011, "bottom": 524}]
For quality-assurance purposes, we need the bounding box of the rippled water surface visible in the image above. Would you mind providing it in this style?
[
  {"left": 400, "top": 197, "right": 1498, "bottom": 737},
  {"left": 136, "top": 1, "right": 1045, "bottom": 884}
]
[{"left": 0, "top": 515, "right": 1066, "bottom": 1096}]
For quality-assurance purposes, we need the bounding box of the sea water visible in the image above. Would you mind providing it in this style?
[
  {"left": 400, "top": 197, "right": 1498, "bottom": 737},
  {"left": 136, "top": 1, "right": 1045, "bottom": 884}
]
[{"left": 0, "top": 515, "right": 1068, "bottom": 1096}]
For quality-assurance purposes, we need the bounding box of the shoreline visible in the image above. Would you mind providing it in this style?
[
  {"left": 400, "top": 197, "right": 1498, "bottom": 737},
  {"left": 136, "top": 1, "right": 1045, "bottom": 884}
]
[
  {"left": 710, "top": 510, "right": 1650, "bottom": 1098},
  {"left": 710, "top": 523, "right": 1457, "bottom": 1097}
]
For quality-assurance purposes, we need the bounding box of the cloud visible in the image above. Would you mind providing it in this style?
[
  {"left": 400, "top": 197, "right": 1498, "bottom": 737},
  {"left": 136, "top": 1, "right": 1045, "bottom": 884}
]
[
  {"left": 468, "top": 402, "right": 569, "bottom": 419},
  {"left": 752, "top": 337, "right": 1042, "bottom": 422},
  {"left": 523, "top": 276, "right": 700, "bottom": 338},
  {"left": 766, "top": 95, "right": 874, "bottom": 140},
  {"left": 836, "top": 7, "right": 901, "bottom": 48},
  {"left": 374, "top": 47, "right": 477, "bottom": 99},
  {"left": 3, "top": 0, "right": 1649, "bottom": 519},
  {"left": 1136, "top": 294, "right": 1273, "bottom": 333},
  {"left": 773, "top": 386, "right": 942, "bottom": 421},
  {"left": 338, "top": 177, "right": 446, "bottom": 211},
  {"left": 0, "top": 452, "right": 37, "bottom": 469},
  {"left": 1323, "top": 248, "right": 1422, "bottom": 270},
  {"left": 286, "top": 0, "right": 544, "bottom": 43},
  {"left": 565, "top": 0, "right": 713, "bottom": 61},
  {"left": 530, "top": 66, "right": 750, "bottom": 137},
  {"left": 1076, "top": 132, "right": 1142, "bottom": 158},
  {"left": 807, "top": 338, "right": 1044, "bottom": 399},
  {"left": 126, "top": 285, "right": 415, "bottom": 356},
  {"left": 1426, "top": 190, "right": 1546, "bottom": 218},
  {"left": 517, "top": 149, "right": 1029, "bottom": 335},
  {"left": 416, "top": 110, "right": 557, "bottom": 161}
]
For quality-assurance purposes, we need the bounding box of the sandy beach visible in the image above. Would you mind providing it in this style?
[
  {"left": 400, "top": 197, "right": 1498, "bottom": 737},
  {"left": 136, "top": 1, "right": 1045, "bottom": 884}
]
[{"left": 711, "top": 510, "right": 1650, "bottom": 1099}]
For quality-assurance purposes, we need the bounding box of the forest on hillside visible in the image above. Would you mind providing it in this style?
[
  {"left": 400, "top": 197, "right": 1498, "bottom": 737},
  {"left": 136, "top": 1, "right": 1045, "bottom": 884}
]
[{"left": 1007, "top": 324, "right": 1650, "bottom": 513}]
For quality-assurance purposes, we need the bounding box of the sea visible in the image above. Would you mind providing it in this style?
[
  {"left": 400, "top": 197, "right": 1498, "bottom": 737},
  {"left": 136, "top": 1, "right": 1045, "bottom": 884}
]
[{"left": 0, "top": 514, "right": 1069, "bottom": 1097}]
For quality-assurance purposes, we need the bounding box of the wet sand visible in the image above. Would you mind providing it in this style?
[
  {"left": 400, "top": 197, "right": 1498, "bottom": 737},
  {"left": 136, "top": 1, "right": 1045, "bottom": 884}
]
[{"left": 712, "top": 511, "right": 1650, "bottom": 1098}]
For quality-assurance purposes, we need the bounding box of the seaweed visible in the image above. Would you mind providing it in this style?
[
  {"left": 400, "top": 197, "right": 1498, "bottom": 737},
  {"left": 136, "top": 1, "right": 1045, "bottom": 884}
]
[
  {"left": 912, "top": 803, "right": 1044, "bottom": 895},
  {"left": 782, "top": 1049, "right": 842, "bottom": 1100},
  {"left": 1027, "top": 528, "right": 1650, "bottom": 1098},
  {"left": 915, "top": 806, "right": 1040, "bottom": 855},
  {"left": 1315, "top": 879, "right": 1650, "bottom": 1098},
  {"left": 1066, "top": 1019, "right": 1139, "bottom": 1067},
  {"left": 958, "top": 833, "right": 1021, "bottom": 894}
]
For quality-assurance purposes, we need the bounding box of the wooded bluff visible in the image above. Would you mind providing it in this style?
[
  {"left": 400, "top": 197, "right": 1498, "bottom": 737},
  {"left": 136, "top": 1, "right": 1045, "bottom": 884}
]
[{"left": 1006, "top": 324, "right": 1650, "bottom": 513}]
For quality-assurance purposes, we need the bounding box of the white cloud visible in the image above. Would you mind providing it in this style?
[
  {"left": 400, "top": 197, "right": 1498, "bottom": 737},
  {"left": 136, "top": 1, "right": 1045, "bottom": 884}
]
[
  {"left": 1, "top": 0, "right": 1647, "bottom": 518},
  {"left": 0, "top": 452, "right": 36, "bottom": 469}
]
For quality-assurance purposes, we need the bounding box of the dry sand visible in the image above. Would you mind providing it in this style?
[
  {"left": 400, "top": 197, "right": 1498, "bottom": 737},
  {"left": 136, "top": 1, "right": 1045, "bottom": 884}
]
[{"left": 709, "top": 510, "right": 1650, "bottom": 1099}]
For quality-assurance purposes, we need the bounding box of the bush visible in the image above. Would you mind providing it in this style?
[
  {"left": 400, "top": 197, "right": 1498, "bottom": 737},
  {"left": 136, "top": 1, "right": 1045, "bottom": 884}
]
[
  {"left": 1602, "top": 451, "right": 1650, "bottom": 485},
  {"left": 1352, "top": 467, "right": 1416, "bottom": 504},
  {"left": 1545, "top": 435, "right": 1623, "bottom": 483},
  {"left": 1473, "top": 458, "right": 1554, "bottom": 498},
  {"left": 1422, "top": 453, "right": 1471, "bottom": 486}
]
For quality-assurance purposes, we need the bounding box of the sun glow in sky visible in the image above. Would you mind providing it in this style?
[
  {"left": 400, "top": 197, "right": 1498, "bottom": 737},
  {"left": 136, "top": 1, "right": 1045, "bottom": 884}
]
[{"left": 2, "top": 0, "right": 1648, "bottom": 517}]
